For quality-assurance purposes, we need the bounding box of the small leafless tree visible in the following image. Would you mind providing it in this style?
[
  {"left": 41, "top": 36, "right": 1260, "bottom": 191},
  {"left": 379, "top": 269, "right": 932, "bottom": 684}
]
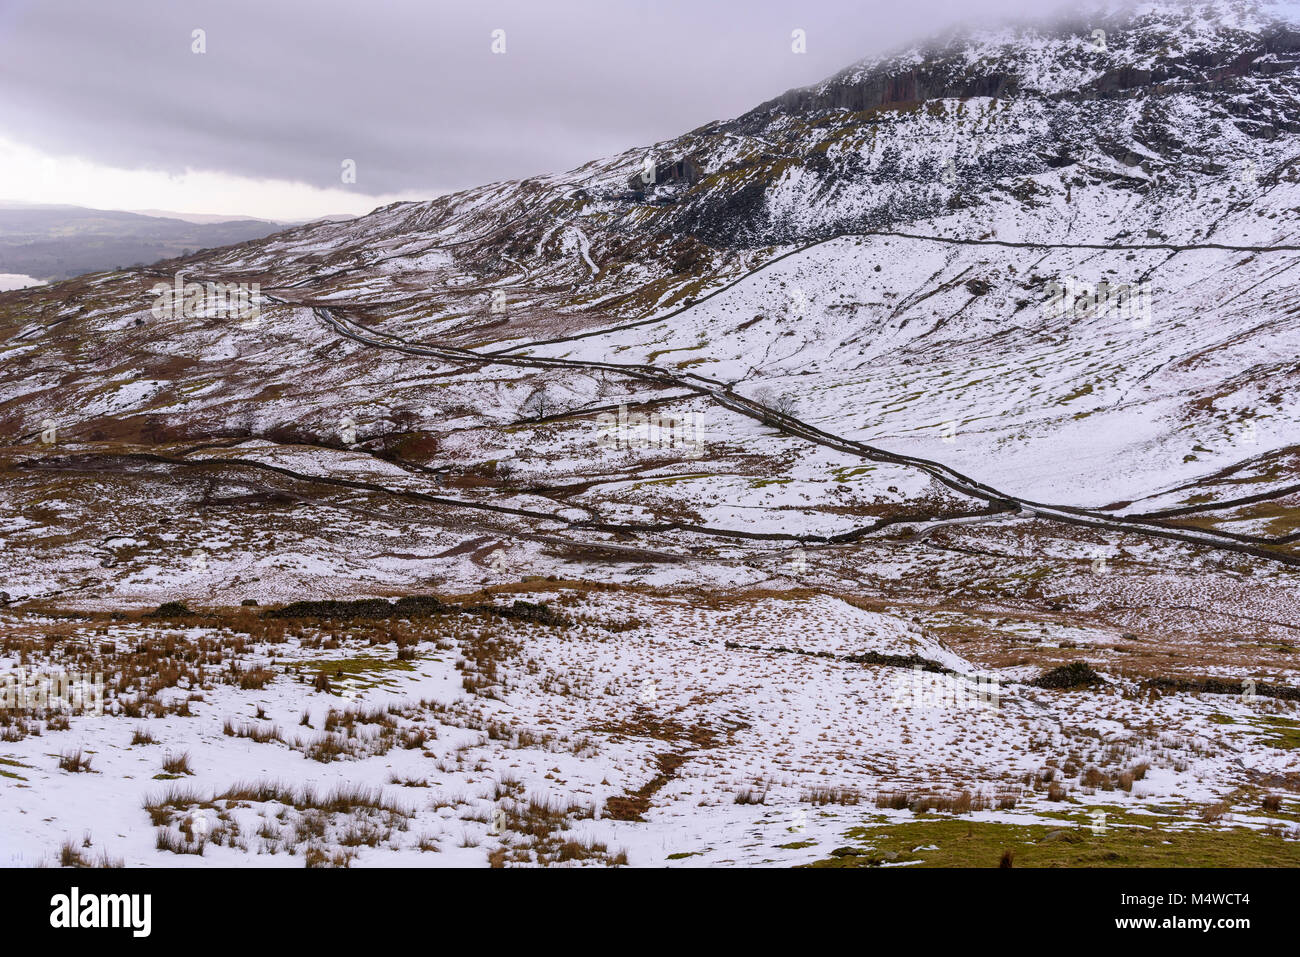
[
  {"left": 198, "top": 477, "right": 218, "bottom": 509},
  {"left": 519, "top": 385, "right": 556, "bottom": 420},
  {"left": 753, "top": 386, "right": 797, "bottom": 420},
  {"left": 592, "top": 370, "right": 617, "bottom": 400},
  {"left": 392, "top": 408, "right": 419, "bottom": 433}
]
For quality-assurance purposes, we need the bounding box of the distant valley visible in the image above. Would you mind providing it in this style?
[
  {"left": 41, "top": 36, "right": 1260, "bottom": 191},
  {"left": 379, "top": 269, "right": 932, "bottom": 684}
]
[{"left": 0, "top": 202, "right": 295, "bottom": 281}]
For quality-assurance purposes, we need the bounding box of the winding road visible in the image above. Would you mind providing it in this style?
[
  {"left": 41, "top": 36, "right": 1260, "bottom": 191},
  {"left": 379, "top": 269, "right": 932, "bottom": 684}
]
[{"left": 256, "top": 292, "right": 1300, "bottom": 569}]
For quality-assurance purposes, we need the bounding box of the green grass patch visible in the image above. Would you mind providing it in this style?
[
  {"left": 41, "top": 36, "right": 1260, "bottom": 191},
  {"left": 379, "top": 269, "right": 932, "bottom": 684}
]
[
  {"left": 807, "top": 818, "right": 1300, "bottom": 868},
  {"left": 0, "top": 756, "right": 32, "bottom": 781},
  {"left": 632, "top": 473, "right": 715, "bottom": 488},
  {"left": 830, "top": 466, "right": 873, "bottom": 482},
  {"left": 310, "top": 656, "right": 415, "bottom": 676},
  {"left": 646, "top": 342, "right": 706, "bottom": 363},
  {"left": 1256, "top": 716, "right": 1300, "bottom": 750},
  {"left": 308, "top": 655, "right": 417, "bottom": 693},
  {"left": 1034, "top": 805, "right": 1166, "bottom": 828},
  {"left": 1055, "top": 383, "right": 1095, "bottom": 405}
]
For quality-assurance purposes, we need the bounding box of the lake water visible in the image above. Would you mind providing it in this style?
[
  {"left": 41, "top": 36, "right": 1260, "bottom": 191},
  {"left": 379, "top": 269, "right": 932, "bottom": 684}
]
[{"left": 0, "top": 273, "right": 46, "bottom": 291}]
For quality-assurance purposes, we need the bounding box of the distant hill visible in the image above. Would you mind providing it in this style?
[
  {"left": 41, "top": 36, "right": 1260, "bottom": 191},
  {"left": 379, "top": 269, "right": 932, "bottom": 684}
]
[
  {"left": 127, "top": 208, "right": 283, "bottom": 225},
  {"left": 0, "top": 202, "right": 289, "bottom": 280},
  {"left": 126, "top": 208, "right": 358, "bottom": 226}
]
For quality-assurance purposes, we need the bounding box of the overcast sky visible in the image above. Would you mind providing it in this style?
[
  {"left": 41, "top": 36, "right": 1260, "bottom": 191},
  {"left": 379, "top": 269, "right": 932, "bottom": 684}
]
[{"left": 0, "top": 0, "right": 1078, "bottom": 220}]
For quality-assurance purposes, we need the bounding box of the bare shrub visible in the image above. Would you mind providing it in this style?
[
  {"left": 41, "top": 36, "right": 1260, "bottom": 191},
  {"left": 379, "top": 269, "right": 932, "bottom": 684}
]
[
  {"left": 161, "top": 751, "right": 191, "bottom": 775},
  {"left": 801, "top": 786, "right": 860, "bottom": 806},
  {"left": 58, "top": 750, "right": 92, "bottom": 773},
  {"left": 131, "top": 726, "right": 156, "bottom": 746}
]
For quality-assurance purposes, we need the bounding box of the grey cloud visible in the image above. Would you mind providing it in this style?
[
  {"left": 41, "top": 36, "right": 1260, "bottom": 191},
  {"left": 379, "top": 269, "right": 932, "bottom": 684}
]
[{"left": 0, "top": 0, "right": 1081, "bottom": 197}]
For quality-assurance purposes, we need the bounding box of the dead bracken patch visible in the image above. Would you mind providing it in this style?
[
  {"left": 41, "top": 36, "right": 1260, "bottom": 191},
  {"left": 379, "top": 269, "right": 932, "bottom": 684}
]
[{"left": 604, "top": 752, "right": 691, "bottom": 822}]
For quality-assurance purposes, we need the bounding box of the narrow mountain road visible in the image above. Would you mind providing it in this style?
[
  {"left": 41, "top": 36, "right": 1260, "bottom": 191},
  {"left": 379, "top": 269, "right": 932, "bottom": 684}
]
[
  {"left": 279, "top": 294, "right": 1300, "bottom": 569},
  {"left": 23, "top": 446, "right": 969, "bottom": 552}
]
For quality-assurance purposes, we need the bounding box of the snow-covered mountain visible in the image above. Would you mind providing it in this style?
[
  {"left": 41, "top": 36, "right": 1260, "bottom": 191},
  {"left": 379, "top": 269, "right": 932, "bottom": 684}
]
[
  {"left": 205, "top": 0, "right": 1300, "bottom": 258},
  {"left": 7, "top": 0, "right": 1299, "bottom": 520}
]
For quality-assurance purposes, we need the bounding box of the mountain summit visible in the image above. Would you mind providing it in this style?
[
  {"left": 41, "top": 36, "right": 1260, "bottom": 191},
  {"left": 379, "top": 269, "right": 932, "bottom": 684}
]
[{"left": 130, "top": 0, "right": 1300, "bottom": 292}]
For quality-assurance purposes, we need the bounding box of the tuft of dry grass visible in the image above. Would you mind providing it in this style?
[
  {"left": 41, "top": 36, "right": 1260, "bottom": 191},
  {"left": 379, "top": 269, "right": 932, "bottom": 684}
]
[
  {"left": 1199, "top": 800, "right": 1231, "bottom": 823},
  {"left": 1081, "top": 767, "right": 1111, "bottom": 790},
  {"left": 231, "top": 665, "right": 276, "bottom": 690},
  {"left": 161, "top": 751, "right": 192, "bottom": 775},
  {"left": 155, "top": 828, "right": 205, "bottom": 856},
  {"left": 733, "top": 783, "right": 770, "bottom": 806},
  {"left": 59, "top": 838, "right": 87, "bottom": 868},
  {"left": 875, "top": 789, "right": 986, "bottom": 815},
  {"left": 58, "top": 749, "right": 92, "bottom": 773},
  {"left": 56, "top": 837, "right": 121, "bottom": 868},
  {"left": 801, "top": 786, "right": 859, "bottom": 806},
  {"left": 223, "top": 718, "right": 283, "bottom": 743}
]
